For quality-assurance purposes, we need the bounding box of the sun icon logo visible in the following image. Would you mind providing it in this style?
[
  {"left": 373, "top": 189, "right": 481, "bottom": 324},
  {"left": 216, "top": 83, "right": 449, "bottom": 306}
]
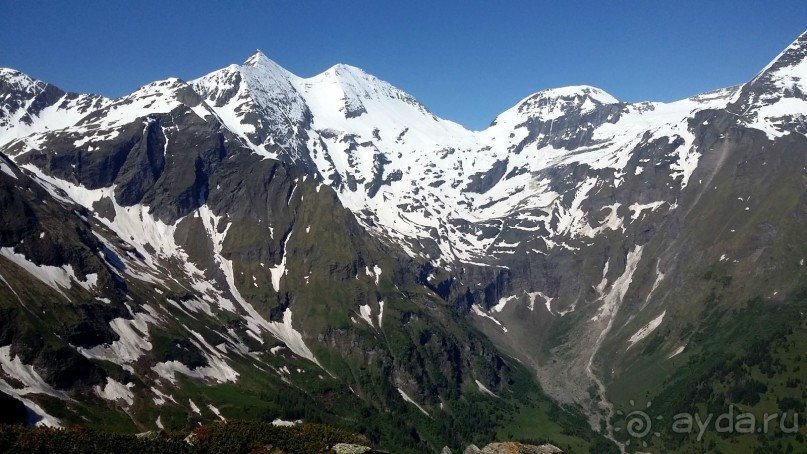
[{"left": 614, "top": 400, "right": 663, "bottom": 448}]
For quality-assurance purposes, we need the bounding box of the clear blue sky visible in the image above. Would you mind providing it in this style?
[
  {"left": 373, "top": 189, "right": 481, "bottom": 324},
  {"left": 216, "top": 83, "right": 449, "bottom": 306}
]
[{"left": 1, "top": 1, "right": 806, "bottom": 130}]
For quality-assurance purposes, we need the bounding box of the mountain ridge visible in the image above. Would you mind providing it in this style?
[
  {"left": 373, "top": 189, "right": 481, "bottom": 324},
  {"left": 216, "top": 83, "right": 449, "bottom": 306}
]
[{"left": 1, "top": 29, "right": 807, "bottom": 452}]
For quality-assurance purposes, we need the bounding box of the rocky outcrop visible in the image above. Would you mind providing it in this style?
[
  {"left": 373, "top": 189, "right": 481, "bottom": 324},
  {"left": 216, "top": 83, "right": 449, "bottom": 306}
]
[
  {"left": 477, "top": 442, "right": 562, "bottom": 454},
  {"left": 464, "top": 442, "right": 563, "bottom": 454}
]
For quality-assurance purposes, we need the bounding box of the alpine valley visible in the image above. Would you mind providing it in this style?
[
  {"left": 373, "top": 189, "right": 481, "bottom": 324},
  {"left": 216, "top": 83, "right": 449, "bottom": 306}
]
[{"left": 2, "top": 29, "right": 807, "bottom": 453}]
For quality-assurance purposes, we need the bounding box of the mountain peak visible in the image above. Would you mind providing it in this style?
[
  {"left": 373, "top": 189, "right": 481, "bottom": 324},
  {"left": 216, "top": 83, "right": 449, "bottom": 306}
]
[
  {"left": 492, "top": 84, "right": 619, "bottom": 125},
  {"left": 325, "top": 63, "right": 365, "bottom": 76},
  {"left": 746, "top": 30, "right": 807, "bottom": 94},
  {"left": 244, "top": 49, "right": 271, "bottom": 67},
  {"left": 238, "top": 50, "right": 298, "bottom": 84},
  {"left": 0, "top": 68, "right": 43, "bottom": 91},
  {"left": 0, "top": 67, "right": 23, "bottom": 77},
  {"left": 531, "top": 85, "right": 619, "bottom": 104},
  {"left": 314, "top": 63, "right": 375, "bottom": 86},
  {"left": 132, "top": 77, "right": 190, "bottom": 96}
]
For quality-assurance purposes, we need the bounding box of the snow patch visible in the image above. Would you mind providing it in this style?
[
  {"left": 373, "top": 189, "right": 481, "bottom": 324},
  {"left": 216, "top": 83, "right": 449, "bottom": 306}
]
[
  {"left": 151, "top": 386, "right": 176, "bottom": 406},
  {"left": 76, "top": 309, "right": 158, "bottom": 368},
  {"left": 474, "top": 379, "right": 497, "bottom": 397},
  {"left": 94, "top": 378, "right": 134, "bottom": 406},
  {"left": 0, "top": 346, "right": 68, "bottom": 400},
  {"left": 667, "top": 345, "right": 686, "bottom": 359},
  {"left": 152, "top": 355, "right": 238, "bottom": 384},
  {"left": 271, "top": 418, "right": 302, "bottom": 426},
  {"left": 0, "top": 158, "right": 17, "bottom": 179},
  {"left": 628, "top": 201, "right": 666, "bottom": 221},
  {"left": 358, "top": 304, "right": 374, "bottom": 327},
  {"left": 208, "top": 404, "right": 225, "bottom": 421},
  {"left": 627, "top": 311, "right": 666, "bottom": 348},
  {"left": 491, "top": 295, "right": 517, "bottom": 313},
  {"left": 377, "top": 300, "right": 384, "bottom": 327},
  {"left": 397, "top": 388, "right": 429, "bottom": 416},
  {"left": 270, "top": 230, "right": 292, "bottom": 292},
  {"left": 0, "top": 248, "right": 73, "bottom": 299},
  {"left": 526, "top": 291, "right": 552, "bottom": 313}
]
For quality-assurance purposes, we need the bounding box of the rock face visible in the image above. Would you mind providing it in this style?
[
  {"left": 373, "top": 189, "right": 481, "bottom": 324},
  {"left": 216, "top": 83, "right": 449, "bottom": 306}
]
[
  {"left": 465, "top": 442, "right": 563, "bottom": 453},
  {"left": 331, "top": 443, "right": 373, "bottom": 454},
  {"left": 478, "top": 443, "right": 563, "bottom": 454},
  {"left": 1, "top": 29, "right": 807, "bottom": 453}
]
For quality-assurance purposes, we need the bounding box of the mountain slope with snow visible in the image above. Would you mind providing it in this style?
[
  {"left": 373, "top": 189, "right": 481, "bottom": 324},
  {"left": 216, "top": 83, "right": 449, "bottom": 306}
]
[
  {"left": 0, "top": 68, "right": 109, "bottom": 148},
  {"left": 2, "top": 29, "right": 807, "bottom": 452},
  {"left": 0, "top": 64, "right": 602, "bottom": 451}
]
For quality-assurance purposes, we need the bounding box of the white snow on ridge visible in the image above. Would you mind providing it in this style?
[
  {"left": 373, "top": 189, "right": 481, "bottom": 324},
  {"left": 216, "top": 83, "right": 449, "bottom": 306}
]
[
  {"left": 152, "top": 354, "right": 239, "bottom": 385},
  {"left": 270, "top": 230, "right": 292, "bottom": 293},
  {"left": 372, "top": 265, "right": 382, "bottom": 285},
  {"left": 746, "top": 97, "right": 807, "bottom": 139},
  {"left": 94, "top": 377, "right": 134, "bottom": 406},
  {"left": 667, "top": 345, "right": 686, "bottom": 359},
  {"left": 491, "top": 85, "right": 619, "bottom": 125},
  {"left": 740, "top": 34, "right": 807, "bottom": 139},
  {"left": 526, "top": 291, "right": 552, "bottom": 313},
  {"left": 358, "top": 304, "right": 374, "bottom": 327},
  {"left": 471, "top": 304, "right": 502, "bottom": 326},
  {"left": 0, "top": 68, "right": 110, "bottom": 149},
  {"left": 0, "top": 346, "right": 58, "bottom": 426},
  {"left": 475, "top": 379, "right": 498, "bottom": 397},
  {"left": 191, "top": 52, "right": 308, "bottom": 157},
  {"left": 471, "top": 304, "right": 508, "bottom": 333},
  {"left": 76, "top": 309, "right": 158, "bottom": 369},
  {"left": 593, "top": 247, "right": 644, "bottom": 324},
  {"left": 0, "top": 248, "right": 73, "bottom": 299},
  {"left": 267, "top": 309, "right": 320, "bottom": 366},
  {"left": 151, "top": 386, "right": 176, "bottom": 406},
  {"left": 491, "top": 295, "right": 517, "bottom": 313},
  {"left": 192, "top": 203, "right": 320, "bottom": 366},
  {"left": 208, "top": 404, "right": 225, "bottom": 421},
  {"left": 377, "top": 300, "right": 385, "bottom": 327},
  {"left": 0, "top": 346, "right": 68, "bottom": 400},
  {"left": 95, "top": 79, "right": 189, "bottom": 129},
  {"left": 0, "top": 387, "right": 62, "bottom": 427},
  {"left": 397, "top": 388, "right": 429, "bottom": 416},
  {"left": 0, "top": 271, "right": 23, "bottom": 305},
  {"left": 0, "top": 244, "right": 98, "bottom": 296},
  {"left": 272, "top": 418, "right": 302, "bottom": 426},
  {"left": 152, "top": 326, "right": 240, "bottom": 384},
  {"left": 629, "top": 201, "right": 667, "bottom": 221},
  {"left": 627, "top": 311, "right": 666, "bottom": 348},
  {"left": 5, "top": 49, "right": 780, "bottom": 268},
  {"left": 0, "top": 156, "right": 17, "bottom": 179}
]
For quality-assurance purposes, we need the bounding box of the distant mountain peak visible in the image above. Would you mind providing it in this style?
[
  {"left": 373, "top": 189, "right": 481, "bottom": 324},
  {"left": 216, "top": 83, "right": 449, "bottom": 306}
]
[
  {"left": 487, "top": 85, "right": 619, "bottom": 128},
  {"left": 0, "top": 68, "right": 44, "bottom": 92},
  {"left": 243, "top": 49, "right": 270, "bottom": 66},
  {"left": 746, "top": 29, "right": 807, "bottom": 97},
  {"left": 325, "top": 63, "right": 365, "bottom": 76},
  {"left": 531, "top": 85, "right": 618, "bottom": 104},
  {"left": 517, "top": 85, "right": 619, "bottom": 113}
]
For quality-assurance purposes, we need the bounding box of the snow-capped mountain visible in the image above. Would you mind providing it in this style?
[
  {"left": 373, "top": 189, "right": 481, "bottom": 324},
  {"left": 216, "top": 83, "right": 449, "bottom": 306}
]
[
  {"left": 0, "top": 68, "right": 109, "bottom": 147},
  {"left": 187, "top": 50, "right": 751, "bottom": 270},
  {"left": 2, "top": 29, "right": 807, "bottom": 452}
]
